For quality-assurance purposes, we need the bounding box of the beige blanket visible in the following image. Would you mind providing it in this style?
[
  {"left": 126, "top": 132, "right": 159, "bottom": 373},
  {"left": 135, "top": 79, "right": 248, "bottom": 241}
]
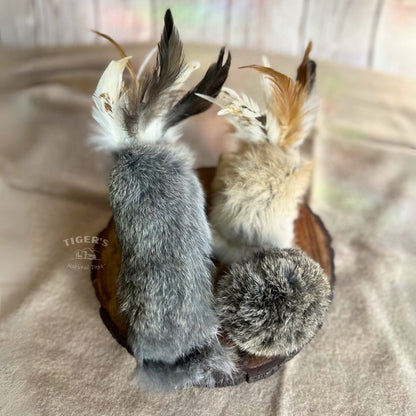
[{"left": 1, "top": 44, "right": 415, "bottom": 416}]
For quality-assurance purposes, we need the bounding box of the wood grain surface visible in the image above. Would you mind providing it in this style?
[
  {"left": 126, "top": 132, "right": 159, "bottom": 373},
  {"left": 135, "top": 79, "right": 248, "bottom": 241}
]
[{"left": 91, "top": 167, "right": 335, "bottom": 385}]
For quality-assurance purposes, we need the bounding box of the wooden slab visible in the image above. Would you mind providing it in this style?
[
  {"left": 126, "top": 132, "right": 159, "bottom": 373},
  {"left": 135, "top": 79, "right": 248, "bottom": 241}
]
[{"left": 91, "top": 167, "right": 335, "bottom": 386}]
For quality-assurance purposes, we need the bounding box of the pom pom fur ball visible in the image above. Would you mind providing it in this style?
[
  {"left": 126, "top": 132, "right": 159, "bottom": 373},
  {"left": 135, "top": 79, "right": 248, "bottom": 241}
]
[{"left": 216, "top": 248, "right": 332, "bottom": 357}]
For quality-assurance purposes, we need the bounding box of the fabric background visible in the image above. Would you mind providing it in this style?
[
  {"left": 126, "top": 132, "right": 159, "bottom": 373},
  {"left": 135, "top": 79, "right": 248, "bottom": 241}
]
[{"left": 0, "top": 43, "right": 415, "bottom": 415}]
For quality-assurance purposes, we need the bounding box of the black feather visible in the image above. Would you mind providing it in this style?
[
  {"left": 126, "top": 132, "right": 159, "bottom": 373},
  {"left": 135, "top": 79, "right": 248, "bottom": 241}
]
[
  {"left": 137, "top": 9, "right": 185, "bottom": 109},
  {"left": 164, "top": 47, "right": 231, "bottom": 130},
  {"left": 296, "top": 60, "right": 316, "bottom": 95},
  {"left": 121, "top": 9, "right": 186, "bottom": 137},
  {"left": 306, "top": 60, "right": 316, "bottom": 93}
]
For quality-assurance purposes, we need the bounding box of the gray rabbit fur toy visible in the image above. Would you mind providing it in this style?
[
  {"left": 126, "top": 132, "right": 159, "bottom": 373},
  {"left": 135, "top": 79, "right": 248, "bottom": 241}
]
[
  {"left": 216, "top": 248, "right": 332, "bottom": 358},
  {"left": 91, "top": 10, "right": 236, "bottom": 390}
]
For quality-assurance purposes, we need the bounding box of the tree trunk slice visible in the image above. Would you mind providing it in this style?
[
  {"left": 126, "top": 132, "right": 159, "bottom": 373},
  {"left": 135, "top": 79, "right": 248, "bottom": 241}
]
[{"left": 91, "top": 167, "right": 335, "bottom": 386}]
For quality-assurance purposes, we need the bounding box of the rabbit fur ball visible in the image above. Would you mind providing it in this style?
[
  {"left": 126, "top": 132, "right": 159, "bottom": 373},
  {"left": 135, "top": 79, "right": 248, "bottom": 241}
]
[{"left": 216, "top": 248, "right": 332, "bottom": 357}]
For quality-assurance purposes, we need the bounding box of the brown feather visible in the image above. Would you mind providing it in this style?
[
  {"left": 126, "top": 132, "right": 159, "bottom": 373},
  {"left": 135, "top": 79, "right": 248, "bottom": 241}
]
[
  {"left": 92, "top": 30, "right": 138, "bottom": 91},
  {"left": 241, "top": 65, "right": 307, "bottom": 148},
  {"left": 241, "top": 42, "right": 314, "bottom": 149},
  {"left": 296, "top": 41, "right": 313, "bottom": 90}
]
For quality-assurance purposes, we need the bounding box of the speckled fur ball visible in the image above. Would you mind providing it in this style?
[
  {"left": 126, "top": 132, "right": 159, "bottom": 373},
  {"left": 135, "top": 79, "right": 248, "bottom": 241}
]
[{"left": 216, "top": 248, "right": 332, "bottom": 357}]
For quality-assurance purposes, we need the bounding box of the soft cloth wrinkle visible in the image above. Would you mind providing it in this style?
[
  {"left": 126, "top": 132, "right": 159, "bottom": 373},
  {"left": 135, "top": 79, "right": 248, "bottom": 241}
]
[{"left": 0, "top": 44, "right": 415, "bottom": 415}]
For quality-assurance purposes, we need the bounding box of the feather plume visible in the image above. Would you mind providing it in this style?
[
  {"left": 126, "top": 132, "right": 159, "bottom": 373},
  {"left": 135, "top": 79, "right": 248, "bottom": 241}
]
[
  {"left": 91, "top": 9, "right": 231, "bottom": 151},
  {"left": 197, "top": 43, "right": 318, "bottom": 150},
  {"left": 92, "top": 30, "right": 138, "bottom": 93},
  {"left": 134, "top": 10, "right": 185, "bottom": 124},
  {"left": 91, "top": 57, "right": 132, "bottom": 151},
  {"left": 243, "top": 65, "right": 308, "bottom": 148},
  {"left": 242, "top": 41, "right": 318, "bottom": 149},
  {"left": 165, "top": 47, "right": 231, "bottom": 130},
  {"left": 196, "top": 87, "right": 268, "bottom": 142}
]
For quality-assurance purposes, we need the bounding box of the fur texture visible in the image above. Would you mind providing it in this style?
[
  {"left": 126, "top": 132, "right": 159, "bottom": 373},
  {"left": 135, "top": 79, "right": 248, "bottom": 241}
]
[
  {"left": 110, "top": 145, "right": 236, "bottom": 390},
  {"left": 210, "top": 142, "right": 313, "bottom": 264},
  {"left": 203, "top": 43, "right": 318, "bottom": 264},
  {"left": 92, "top": 10, "right": 236, "bottom": 390},
  {"left": 216, "top": 248, "right": 332, "bottom": 357}
]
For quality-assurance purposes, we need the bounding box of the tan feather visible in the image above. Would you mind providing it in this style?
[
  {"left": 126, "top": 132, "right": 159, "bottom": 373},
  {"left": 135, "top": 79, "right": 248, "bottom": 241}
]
[
  {"left": 240, "top": 42, "right": 314, "bottom": 149},
  {"left": 241, "top": 65, "right": 306, "bottom": 148}
]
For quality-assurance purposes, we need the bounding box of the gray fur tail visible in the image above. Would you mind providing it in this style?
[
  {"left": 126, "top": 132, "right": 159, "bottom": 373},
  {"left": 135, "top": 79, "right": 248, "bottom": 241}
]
[
  {"left": 110, "top": 144, "right": 238, "bottom": 391},
  {"left": 99, "top": 10, "right": 236, "bottom": 391},
  {"left": 135, "top": 339, "right": 237, "bottom": 391}
]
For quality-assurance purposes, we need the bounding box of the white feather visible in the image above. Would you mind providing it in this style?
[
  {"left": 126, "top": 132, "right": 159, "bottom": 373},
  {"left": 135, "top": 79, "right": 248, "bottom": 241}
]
[
  {"left": 91, "top": 57, "right": 132, "bottom": 152},
  {"left": 260, "top": 56, "right": 276, "bottom": 116},
  {"left": 194, "top": 92, "right": 217, "bottom": 106},
  {"left": 137, "top": 47, "right": 157, "bottom": 81},
  {"left": 196, "top": 89, "right": 268, "bottom": 143},
  {"left": 174, "top": 61, "right": 200, "bottom": 89}
]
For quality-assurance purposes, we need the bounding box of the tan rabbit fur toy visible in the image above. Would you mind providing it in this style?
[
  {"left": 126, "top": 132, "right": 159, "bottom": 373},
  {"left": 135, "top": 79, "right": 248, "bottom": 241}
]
[{"left": 198, "top": 43, "right": 319, "bottom": 264}]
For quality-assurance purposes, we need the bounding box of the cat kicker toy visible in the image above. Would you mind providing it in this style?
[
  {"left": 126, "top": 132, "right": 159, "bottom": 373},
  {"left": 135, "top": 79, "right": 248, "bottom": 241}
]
[
  {"left": 198, "top": 43, "right": 319, "bottom": 264},
  {"left": 199, "top": 45, "right": 331, "bottom": 358},
  {"left": 92, "top": 10, "right": 236, "bottom": 390}
]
